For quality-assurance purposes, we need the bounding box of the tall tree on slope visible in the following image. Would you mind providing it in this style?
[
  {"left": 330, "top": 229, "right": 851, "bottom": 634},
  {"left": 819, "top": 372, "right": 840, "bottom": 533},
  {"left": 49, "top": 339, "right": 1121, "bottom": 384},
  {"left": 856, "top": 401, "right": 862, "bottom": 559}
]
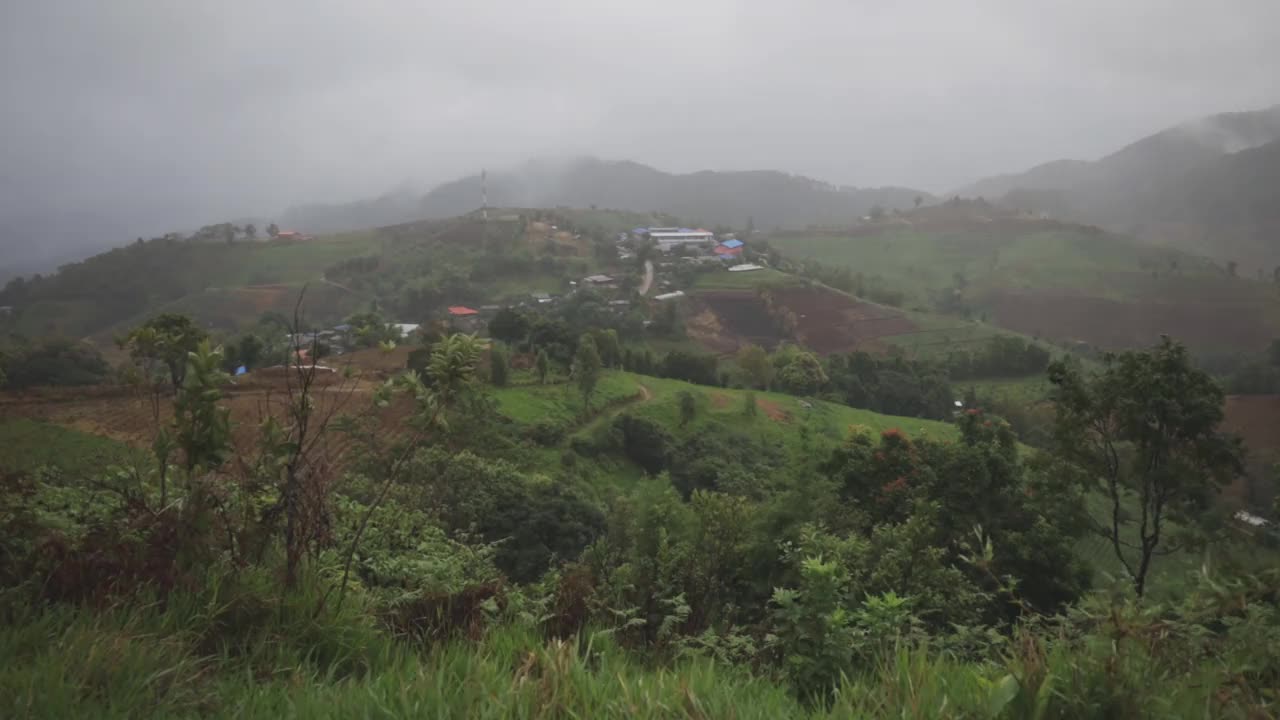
[{"left": 1048, "top": 337, "right": 1243, "bottom": 596}]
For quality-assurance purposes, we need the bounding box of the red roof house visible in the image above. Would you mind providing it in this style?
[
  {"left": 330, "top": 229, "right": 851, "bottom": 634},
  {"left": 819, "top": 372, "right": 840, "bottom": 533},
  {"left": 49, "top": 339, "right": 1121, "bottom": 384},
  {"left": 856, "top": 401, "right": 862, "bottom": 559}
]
[{"left": 447, "top": 306, "right": 479, "bottom": 316}]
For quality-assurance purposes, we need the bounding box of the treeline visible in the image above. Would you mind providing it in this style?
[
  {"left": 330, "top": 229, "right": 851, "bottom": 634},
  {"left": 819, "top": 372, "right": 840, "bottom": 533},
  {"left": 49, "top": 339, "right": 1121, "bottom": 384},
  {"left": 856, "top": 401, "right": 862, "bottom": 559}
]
[
  {"left": 943, "top": 335, "right": 1051, "bottom": 379},
  {"left": 0, "top": 337, "right": 109, "bottom": 389}
]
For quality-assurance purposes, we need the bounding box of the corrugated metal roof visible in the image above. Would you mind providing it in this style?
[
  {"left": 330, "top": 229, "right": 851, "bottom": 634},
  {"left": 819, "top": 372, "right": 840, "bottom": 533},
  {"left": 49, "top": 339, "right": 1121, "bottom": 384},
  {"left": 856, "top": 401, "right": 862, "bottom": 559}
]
[
  {"left": 721, "top": 239, "right": 744, "bottom": 248},
  {"left": 447, "top": 306, "right": 479, "bottom": 316},
  {"left": 649, "top": 230, "right": 714, "bottom": 238}
]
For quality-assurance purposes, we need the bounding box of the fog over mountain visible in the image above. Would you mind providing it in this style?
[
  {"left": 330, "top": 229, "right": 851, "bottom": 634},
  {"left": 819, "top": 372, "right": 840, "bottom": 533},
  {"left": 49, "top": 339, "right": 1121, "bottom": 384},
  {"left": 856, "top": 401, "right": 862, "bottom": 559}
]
[
  {"left": 957, "top": 106, "right": 1280, "bottom": 266},
  {"left": 283, "top": 158, "right": 930, "bottom": 235},
  {"left": 3, "top": 0, "right": 1280, "bottom": 272}
]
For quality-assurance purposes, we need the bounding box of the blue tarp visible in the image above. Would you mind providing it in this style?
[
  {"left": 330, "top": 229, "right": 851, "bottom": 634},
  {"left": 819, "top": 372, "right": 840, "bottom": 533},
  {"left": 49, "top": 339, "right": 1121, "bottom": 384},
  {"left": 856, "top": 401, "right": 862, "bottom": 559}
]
[
  {"left": 722, "top": 239, "right": 744, "bottom": 249},
  {"left": 235, "top": 365, "right": 247, "bottom": 376}
]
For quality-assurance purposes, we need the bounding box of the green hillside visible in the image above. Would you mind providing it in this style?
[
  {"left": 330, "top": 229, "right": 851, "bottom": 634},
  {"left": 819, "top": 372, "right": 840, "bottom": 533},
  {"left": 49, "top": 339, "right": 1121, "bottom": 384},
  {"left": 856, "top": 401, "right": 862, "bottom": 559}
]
[
  {"left": 764, "top": 207, "right": 1280, "bottom": 353},
  {"left": 0, "top": 209, "right": 647, "bottom": 342},
  {"left": 769, "top": 225, "right": 1222, "bottom": 303},
  {"left": 0, "top": 235, "right": 380, "bottom": 339}
]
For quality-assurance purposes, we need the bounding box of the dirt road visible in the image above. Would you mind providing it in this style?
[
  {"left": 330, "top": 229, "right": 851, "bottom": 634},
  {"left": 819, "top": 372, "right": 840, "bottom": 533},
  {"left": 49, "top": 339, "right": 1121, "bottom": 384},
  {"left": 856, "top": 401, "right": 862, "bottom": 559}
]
[{"left": 638, "top": 260, "right": 655, "bottom": 296}]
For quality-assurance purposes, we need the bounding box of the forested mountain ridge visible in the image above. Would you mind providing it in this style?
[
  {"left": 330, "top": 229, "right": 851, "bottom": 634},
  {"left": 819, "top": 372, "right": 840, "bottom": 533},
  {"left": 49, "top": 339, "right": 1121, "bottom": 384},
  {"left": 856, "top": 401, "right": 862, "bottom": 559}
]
[
  {"left": 955, "top": 105, "right": 1280, "bottom": 267},
  {"left": 285, "top": 157, "right": 931, "bottom": 234}
]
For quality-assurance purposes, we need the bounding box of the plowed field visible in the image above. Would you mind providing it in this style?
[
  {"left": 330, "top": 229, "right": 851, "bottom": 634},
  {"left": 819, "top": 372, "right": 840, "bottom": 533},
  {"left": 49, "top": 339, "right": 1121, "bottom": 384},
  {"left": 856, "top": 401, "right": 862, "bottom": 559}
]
[
  {"left": 984, "top": 290, "right": 1273, "bottom": 352},
  {"left": 692, "top": 286, "right": 917, "bottom": 356}
]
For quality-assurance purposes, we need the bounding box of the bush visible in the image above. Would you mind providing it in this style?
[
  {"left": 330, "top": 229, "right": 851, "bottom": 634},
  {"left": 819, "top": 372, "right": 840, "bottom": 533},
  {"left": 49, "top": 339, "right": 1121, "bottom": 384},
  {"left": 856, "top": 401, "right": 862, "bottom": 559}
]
[
  {"left": 527, "top": 419, "right": 568, "bottom": 446},
  {"left": 0, "top": 338, "right": 110, "bottom": 389},
  {"left": 612, "top": 413, "right": 671, "bottom": 474}
]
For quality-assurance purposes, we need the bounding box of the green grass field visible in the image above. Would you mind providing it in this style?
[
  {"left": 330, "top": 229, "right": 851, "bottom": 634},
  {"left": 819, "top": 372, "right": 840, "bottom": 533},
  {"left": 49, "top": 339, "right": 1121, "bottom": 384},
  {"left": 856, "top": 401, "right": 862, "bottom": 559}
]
[
  {"left": 486, "top": 371, "right": 957, "bottom": 486},
  {"left": 962, "top": 374, "right": 1054, "bottom": 403},
  {"left": 490, "top": 374, "right": 642, "bottom": 426},
  {"left": 0, "top": 418, "right": 137, "bottom": 476},
  {"left": 768, "top": 227, "right": 1230, "bottom": 304},
  {"left": 493, "top": 372, "right": 956, "bottom": 461}
]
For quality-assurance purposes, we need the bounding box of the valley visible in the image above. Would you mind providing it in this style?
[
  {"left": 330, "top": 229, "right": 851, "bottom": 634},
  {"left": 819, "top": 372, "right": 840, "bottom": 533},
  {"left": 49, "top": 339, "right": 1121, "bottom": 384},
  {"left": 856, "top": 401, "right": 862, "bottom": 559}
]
[{"left": 3, "top": 97, "right": 1280, "bottom": 716}]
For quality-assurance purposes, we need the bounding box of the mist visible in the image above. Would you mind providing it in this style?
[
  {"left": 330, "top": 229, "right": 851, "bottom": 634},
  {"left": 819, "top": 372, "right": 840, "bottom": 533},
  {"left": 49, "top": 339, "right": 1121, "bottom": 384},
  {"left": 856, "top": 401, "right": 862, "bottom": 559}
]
[{"left": 2, "top": 0, "right": 1279, "bottom": 266}]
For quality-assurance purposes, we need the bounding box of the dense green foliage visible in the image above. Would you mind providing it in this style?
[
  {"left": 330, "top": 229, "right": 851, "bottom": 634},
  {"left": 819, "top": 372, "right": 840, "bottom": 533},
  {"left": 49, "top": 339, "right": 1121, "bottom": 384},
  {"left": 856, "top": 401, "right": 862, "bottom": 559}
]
[
  {"left": 0, "top": 337, "right": 109, "bottom": 389},
  {"left": 0, "top": 233, "right": 379, "bottom": 337},
  {"left": 0, "top": 308, "right": 1275, "bottom": 717},
  {"left": 1049, "top": 338, "right": 1245, "bottom": 596}
]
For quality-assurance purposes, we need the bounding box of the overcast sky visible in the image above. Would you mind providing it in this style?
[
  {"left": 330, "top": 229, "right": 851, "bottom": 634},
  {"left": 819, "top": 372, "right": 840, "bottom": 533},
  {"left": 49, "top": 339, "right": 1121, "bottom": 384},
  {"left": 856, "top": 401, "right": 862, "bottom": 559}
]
[{"left": 3, "top": 0, "right": 1279, "bottom": 234}]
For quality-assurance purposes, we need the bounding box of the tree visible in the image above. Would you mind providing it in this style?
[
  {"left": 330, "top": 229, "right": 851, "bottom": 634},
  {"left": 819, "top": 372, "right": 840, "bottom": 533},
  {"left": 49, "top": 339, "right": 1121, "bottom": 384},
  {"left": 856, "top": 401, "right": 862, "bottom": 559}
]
[
  {"left": 490, "top": 342, "right": 510, "bottom": 387},
  {"left": 678, "top": 390, "right": 697, "bottom": 427},
  {"left": 869, "top": 205, "right": 886, "bottom": 221},
  {"left": 775, "top": 347, "right": 828, "bottom": 396},
  {"left": 914, "top": 196, "right": 923, "bottom": 208},
  {"left": 1227, "top": 260, "right": 1238, "bottom": 277},
  {"left": 121, "top": 313, "right": 209, "bottom": 392},
  {"left": 244, "top": 223, "right": 257, "bottom": 241},
  {"left": 1048, "top": 338, "right": 1243, "bottom": 596},
  {"left": 594, "top": 329, "right": 621, "bottom": 368},
  {"left": 346, "top": 311, "right": 398, "bottom": 348},
  {"left": 172, "top": 340, "right": 232, "bottom": 472},
  {"left": 535, "top": 348, "right": 551, "bottom": 385},
  {"left": 574, "top": 334, "right": 602, "bottom": 410},
  {"left": 488, "top": 308, "right": 530, "bottom": 346},
  {"left": 231, "top": 333, "right": 264, "bottom": 370},
  {"left": 737, "top": 344, "right": 773, "bottom": 389},
  {"left": 267, "top": 222, "right": 280, "bottom": 238}
]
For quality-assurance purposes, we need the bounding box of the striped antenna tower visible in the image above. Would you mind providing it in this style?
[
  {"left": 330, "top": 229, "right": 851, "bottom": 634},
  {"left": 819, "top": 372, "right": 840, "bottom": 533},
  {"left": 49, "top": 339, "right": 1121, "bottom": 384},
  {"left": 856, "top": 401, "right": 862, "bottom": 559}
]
[{"left": 481, "top": 168, "right": 488, "bottom": 222}]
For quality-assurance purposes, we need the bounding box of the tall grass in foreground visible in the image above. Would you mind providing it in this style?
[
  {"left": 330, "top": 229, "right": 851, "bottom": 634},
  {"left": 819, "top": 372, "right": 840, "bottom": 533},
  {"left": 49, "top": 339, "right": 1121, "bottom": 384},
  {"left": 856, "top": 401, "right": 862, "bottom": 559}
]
[
  {"left": 0, "top": 576, "right": 810, "bottom": 719},
  {"left": 1, "top": 568, "right": 1272, "bottom": 718}
]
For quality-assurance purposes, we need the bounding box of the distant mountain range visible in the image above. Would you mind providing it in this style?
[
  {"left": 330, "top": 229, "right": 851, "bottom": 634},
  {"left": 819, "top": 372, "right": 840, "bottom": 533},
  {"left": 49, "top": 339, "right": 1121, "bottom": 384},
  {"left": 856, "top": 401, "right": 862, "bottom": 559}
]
[
  {"left": 956, "top": 105, "right": 1280, "bottom": 268},
  {"left": 282, "top": 157, "right": 931, "bottom": 235},
  {"left": 7, "top": 105, "right": 1279, "bottom": 280}
]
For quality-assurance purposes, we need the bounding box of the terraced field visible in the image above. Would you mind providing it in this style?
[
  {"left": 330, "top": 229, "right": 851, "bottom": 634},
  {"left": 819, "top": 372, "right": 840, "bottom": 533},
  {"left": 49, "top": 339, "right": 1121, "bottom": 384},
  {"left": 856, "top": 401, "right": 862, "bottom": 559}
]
[
  {"left": 766, "top": 212, "right": 1280, "bottom": 353},
  {"left": 689, "top": 284, "right": 919, "bottom": 356}
]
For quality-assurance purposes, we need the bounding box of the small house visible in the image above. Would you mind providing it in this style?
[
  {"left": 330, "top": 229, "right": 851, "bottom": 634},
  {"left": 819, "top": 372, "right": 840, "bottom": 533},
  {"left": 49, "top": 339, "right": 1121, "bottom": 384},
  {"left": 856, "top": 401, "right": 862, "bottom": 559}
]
[
  {"left": 447, "top": 306, "right": 482, "bottom": 331},
  {"left": 531, "top": 292, "right": 553, "bottom": 304},
  {"left": 583, "top": 274, "right": 614, "bottom": 285},
  {"left": 727, "top": 263, "right": 764, "bottom": 273},
  {"left": 653, "top": 290, "right": 686, "bottom": 301}
]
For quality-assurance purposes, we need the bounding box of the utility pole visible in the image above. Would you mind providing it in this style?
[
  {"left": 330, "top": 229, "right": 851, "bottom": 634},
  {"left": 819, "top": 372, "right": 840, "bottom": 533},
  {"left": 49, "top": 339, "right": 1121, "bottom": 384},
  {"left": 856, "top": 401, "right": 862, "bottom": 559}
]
[{"left": 481, "top": 168, "right": 489, "bottom": 251}]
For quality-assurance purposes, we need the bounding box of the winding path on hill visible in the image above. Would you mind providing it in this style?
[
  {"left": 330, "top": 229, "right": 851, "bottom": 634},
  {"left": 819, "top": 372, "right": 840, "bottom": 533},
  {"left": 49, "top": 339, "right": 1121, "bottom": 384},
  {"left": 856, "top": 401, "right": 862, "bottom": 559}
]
[
  {"left": 638, "top": 260, "right": 655, "bottom": 296},
  {"left": 562, "top": 382, "right": 653, "bottom": 445}
]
